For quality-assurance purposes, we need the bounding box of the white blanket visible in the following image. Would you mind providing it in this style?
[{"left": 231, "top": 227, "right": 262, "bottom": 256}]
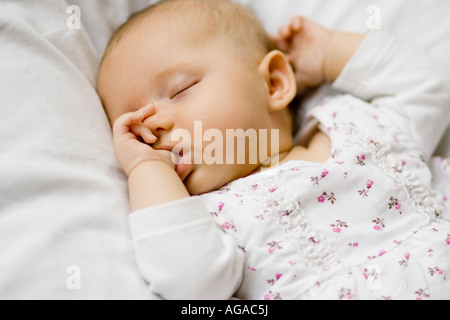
[{"left": 0, "top": 0, "right": 449, "bottom": 299}]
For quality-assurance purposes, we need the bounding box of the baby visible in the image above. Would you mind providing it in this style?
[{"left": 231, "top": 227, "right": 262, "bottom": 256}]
[{"left": 98, "top": 0, "right": 450, "bottom": 300}]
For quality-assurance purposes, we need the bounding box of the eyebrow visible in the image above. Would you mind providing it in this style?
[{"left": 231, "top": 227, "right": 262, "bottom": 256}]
[{"left": 154, "top": 62, "right": 195, "bottom": 81}]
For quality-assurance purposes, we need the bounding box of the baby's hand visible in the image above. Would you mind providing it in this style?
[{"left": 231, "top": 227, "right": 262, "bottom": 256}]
[
  {"left": 273, "top": 16, "right": 335, "bottom": 92},
  {"left": 113, "top": 104, "right": 175, "bottom": 176}
]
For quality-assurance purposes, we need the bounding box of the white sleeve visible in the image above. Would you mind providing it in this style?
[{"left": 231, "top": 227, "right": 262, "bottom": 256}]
[
  {"left": 128, "top": 196, "right": 244, "bottom": 300},
  {"left": 333, "top": 30, "right": 450, "bottom": 160}
]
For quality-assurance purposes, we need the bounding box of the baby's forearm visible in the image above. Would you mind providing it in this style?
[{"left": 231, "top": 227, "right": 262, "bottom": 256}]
[
  {"left": 323, "top": 32, "right": 366, "bottom": 83},
  {"left": 128, "top": 162, "right": 190, "bottom": 211}
]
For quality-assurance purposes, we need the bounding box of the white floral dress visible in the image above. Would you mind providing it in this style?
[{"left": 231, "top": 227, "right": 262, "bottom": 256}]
[
  {"left": 128, "top": 30, "right": 450, "bottom": 300},
  {"left": 201, "top": 94, "right": 450, "bottom": 300}
]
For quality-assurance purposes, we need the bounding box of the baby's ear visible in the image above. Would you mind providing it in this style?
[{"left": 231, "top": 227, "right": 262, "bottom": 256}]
[{"left": 258, "top": 50, "right": 297, "bottom": 112}]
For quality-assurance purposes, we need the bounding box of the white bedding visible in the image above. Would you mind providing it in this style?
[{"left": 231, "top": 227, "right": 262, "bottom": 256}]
[{"left": 0, "top": 0, "right": 448, "bottom": 299}]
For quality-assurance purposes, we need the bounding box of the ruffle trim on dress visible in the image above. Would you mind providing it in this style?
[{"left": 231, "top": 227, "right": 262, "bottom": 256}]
[
  {"left": 343, "top": 123, "right": 444, "bottom": 221},
  {"left": 311, "top": 94, "right": 445, "bottom": 221},
  {"left": 244, "top": 174, "right": 347, "bottom": 280}
]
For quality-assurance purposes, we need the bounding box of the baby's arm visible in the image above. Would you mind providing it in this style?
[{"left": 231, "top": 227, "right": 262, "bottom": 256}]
[
  {"left": 113, "top": 104, "right": 244, "bottom": 299},
  {"left": 332, "top": 31, "right": 450, "bottom": 160}
]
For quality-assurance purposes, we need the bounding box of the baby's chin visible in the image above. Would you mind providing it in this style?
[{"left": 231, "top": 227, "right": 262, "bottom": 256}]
[
  {"left": 184, "top": 168, "right": 224, "bottom": 196},
  {"left": 183, "top": 165, "right": 238, "bottom": 195}
]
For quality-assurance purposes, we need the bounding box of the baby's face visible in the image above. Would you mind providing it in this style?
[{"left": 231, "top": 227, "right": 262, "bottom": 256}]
[{"left": 98, "top": 20, "right": 277, "bottom": 194}]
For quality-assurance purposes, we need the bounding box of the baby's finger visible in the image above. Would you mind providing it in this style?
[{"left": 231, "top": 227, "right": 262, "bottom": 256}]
[
  {"left": 271, "top": 34, "right": 287, "bottom": 52},
  {"left": 129, "top": 103, "right": 156, "bottom": 124},
  {"left": 113, "top": 103, "right": 156, "bottom": 136},
  {"left": 290, "top": 16, "right": 302, "bottom": 32},
  {"left": 139, "top": 102, "right": 157, "bottom": 120},
  {"left": 279, "top": 24, "right": 292, "bottom": 41},
  {"left": 130, "top": 123, "right": 157, "bottom": 144}
]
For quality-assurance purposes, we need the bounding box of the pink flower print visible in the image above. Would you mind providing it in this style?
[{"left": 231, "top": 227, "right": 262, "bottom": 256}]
[
  {"left": 347, "top": 242, "right": 359, "bottom": 247},
  {"left": 446, "top": 235, "right": 450, "bottom": 245},
  {"left": 255, "top": 214, "right": 264, "bottom": 221},
  {"left": 388, "top": 196, "right": 403, "bottom": 215},
  {"left": 338, "top": 288, "right": 355, "bottom": 300},
  {"left": 266, "top": 199, "right": 279, "bottom": 208},
  {"left": 218, "top": 202, "right": 225, "bottom": 212},
  {"left": 311, "top": 169, "right": 329, "bottom": 185},
  {"left": 428, "top": 267, "right": 446, "bottom": 280},
  {"left": 319, "top": 192, "right": 336, "bottom": 204},
  {"left": 221, "top": 221, "right": 236, "bottom": 232},
  {"left": 217, "top": 185, "right": 231, "bottom": 194},
  {"left": 268, "top": 187, "right": 277, "bottom": 193},
  {"left": 363, "top": 267, "right": 380, "bottom": 282},
  {"left": 264, "top": 291, "right": 282, "bottom": 300},
  {"left": 267, "top": 241, "right": 282, "bottom": 253},
  {"left": 379, "top": 250, "right": 386, "bottom": 256},
  {"left": 267, "top": 273, "right": 283, "bottom": 286},
  {"left": 331, "top": 220, "right": 348, "bottom": 233},
  {"left": 210, "top": 211, "right": 218, "bottom": 217},
  {"left": 248, "top": 267, "right": 257, "bottom": 271},
  {"left": 372, "top": 218, "right": 385, "bottom": 231},
  {"left": 399, "top": 252, "right": 410, "bottom": 268},
  {"left": 415, "top": 288, "right": 430, "bottom": 300},
  {"left": 356, "top": 154, "right": 366, "bottom": 166},
  {"left": 359, "top": 179, "right": 374, "bottom": 198}
]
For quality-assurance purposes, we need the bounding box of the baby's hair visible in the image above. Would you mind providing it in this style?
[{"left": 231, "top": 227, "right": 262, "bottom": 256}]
[{"left": 101, "top": 0, "right": 276, "bottom": 67}]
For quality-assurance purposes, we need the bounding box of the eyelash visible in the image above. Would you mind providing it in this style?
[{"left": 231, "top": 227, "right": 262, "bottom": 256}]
[{"left": 171, "top": 81, "right": 199, "bottom": 100}]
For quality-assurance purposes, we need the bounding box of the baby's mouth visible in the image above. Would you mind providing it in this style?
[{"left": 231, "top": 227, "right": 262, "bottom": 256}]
[{"left": 174, "top": 150, "right": 192, "bottom": 181}]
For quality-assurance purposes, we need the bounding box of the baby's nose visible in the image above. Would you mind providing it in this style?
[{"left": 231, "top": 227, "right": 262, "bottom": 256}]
[{"left": 142, "top": 106, "right": 174, "bottom": 135}]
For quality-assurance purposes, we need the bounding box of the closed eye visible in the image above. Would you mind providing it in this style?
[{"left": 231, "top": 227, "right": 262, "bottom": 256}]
[{"left": 171, "top": 80, "right": 199, "bottom": 100}]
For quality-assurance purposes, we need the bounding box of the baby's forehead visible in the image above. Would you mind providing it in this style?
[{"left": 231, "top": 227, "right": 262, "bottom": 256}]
[
  {"left": 102, "top": 0, "right": 272, "bottom": 79},
  {"left": 144, "top": 4, "right": 223, "bottom": 37}
]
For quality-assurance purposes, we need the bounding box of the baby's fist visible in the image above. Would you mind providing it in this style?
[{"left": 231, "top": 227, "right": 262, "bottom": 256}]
[
  {"left": 113, "top": 104, "right": 174, "bottom": 176},
  {"left": 274, "top": 16, "right": 335, "bottom": 92}
]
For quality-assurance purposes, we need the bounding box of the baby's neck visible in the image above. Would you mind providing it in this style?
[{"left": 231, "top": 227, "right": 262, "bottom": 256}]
[
  {"left": 284, "top": 129, "right": 331, "bottom": 164},
  {"left": 264, "top": 128, "right": 331, "bottom": 169}
]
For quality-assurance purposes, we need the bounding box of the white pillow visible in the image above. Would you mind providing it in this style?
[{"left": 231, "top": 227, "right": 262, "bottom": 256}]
[{"left": 0, "top": 0, "right": 156, "bottom": 299}]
